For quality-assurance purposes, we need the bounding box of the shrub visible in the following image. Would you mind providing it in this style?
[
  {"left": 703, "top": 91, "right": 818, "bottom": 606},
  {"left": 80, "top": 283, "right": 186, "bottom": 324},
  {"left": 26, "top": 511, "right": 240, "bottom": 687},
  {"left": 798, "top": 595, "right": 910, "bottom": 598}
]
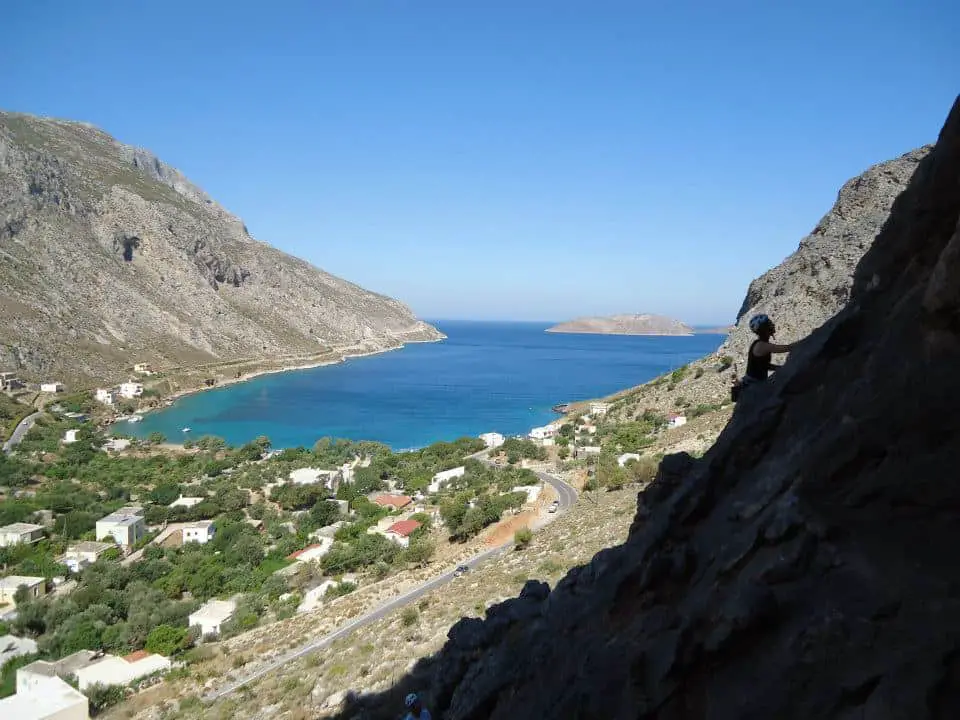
[
  {"left": 145, "top": 624, "right": 189, "bottom": 657},
  {"left": 514, "top": 527, "right": 533, "bottom": 549},
  {"left": 401, "top": 607, "right": 418, "bottom": 627},
  {"left": 718, "top": 355, "right": 734, "bottom": 372},
  {"left": 84, "top": 683, "right": 126, "bottom": 715}
]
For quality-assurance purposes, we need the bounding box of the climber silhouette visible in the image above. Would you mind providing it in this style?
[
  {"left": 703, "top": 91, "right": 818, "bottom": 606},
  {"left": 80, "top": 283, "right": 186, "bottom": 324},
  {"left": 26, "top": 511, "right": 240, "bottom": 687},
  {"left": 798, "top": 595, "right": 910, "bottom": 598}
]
[{"left": 731, "top": 314, "right": 798, "bottom": 401}]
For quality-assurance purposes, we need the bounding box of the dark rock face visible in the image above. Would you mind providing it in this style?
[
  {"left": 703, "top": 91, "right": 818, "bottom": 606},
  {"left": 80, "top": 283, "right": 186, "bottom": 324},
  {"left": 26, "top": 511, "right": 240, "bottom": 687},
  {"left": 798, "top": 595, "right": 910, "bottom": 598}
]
[{"left": 339, "top": 96, "right": 960, "bottom": 720}]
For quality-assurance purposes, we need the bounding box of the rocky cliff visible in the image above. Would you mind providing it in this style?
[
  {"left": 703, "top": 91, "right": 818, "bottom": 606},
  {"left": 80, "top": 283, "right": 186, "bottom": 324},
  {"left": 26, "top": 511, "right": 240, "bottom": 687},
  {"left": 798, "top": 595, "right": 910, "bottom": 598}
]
[
  {"left": 333, "top": 96, "right": 960, "bottom": 719},
  {"left": 546, "top": 314, "right": 693, "bottom": 336},
  {"left": 0, "top": 112, "right": 441, "bottom": 385}
]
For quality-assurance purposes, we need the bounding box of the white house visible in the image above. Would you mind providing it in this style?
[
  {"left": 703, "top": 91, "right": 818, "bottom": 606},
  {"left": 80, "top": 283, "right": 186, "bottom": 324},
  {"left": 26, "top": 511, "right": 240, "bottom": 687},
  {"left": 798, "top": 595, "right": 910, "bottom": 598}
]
[
  {"left": 63, "top": 541, "right": 113, "bottom": 572},
  {"left": 286, "top": 537, "right": 333, "bottom": 563},
  {"left": 94, "top": 388, "right": 117, "bottom": 405},
  {"left": 529, "top": 425, "right": 558, "bottom": 441},
  {"left": 95, "top": 507, "right": 146, "bottom": 547},
  {"left": 289, "top": 467, "right": 340, "bottom": 489},
  {"left": 512, "top": 485, "right": 542, "bottom": 503},
  {"left": 429, "top": 466, "right": 465, "bottom": 493},
  {"left": 40, "top": 382, "right": 63, "bottom": 393},
  {"left": 0, "top": 522, "right": 45, "bottom": 547},
  {"left": 182, "top": 520, "right": 215, "bottom": 544},
  {"left": 0, "top": 576, "right": 46, "bottom": 606},
  {"left": 479, "top": 432, "right": 505, "bottom": 449},
  {"left": 617, "top": 453, "right": 642, "bottom": 467},
  {"left": 63, "top": 429, "right": 79, "bottom": 444},
  {"left": 169, "top": 495, "right": 204, "bottom": 508},
  {"left": 0, "top": 664, "right": 89, "bottom": 720},
  {"left": 315, "top": 520, "right": 347, "bottom": 538},
  {"left": 189, "top": 598, "right": 237, "bottom": 639},
  {"left": 0, "top": 634, "right": 38, "bottom": 667},
  {"left": 0, "top": 372, "right": 23, "bottom": 392},
  {"left": 383, "top": 519, "right": 422, "bottom": 548},
  {"left": 74, "top": 651, "right": 170, "bottom": 690},
  {"left": 133, "top": 363, "right": 154, "bottom": 376},
  {"left": 118, "top": 382, "right": 144, "bottom": 399},
  {"left": 576, "top": 445, "right": 602, "bottom": 457},
  {"left": 667, "top": 414, "right": 688, "bottom": 429},
  {"left": 589, "top": 402, "right": 610, "bottom": 417}
]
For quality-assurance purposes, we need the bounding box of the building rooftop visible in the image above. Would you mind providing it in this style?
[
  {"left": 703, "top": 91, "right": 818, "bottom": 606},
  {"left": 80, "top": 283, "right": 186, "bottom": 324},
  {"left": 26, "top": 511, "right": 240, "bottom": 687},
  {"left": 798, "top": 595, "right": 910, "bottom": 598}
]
[
  {"left": 373, "top": 494, "right": 413, "bottom": 508},
  {"left": 0, "top": 671, "right": 88, "bottom": 718},
  {"left": 190, "top": 599, "right": 237, "bottom": 624},
  {"left": 67, "top": 541, "right": 113, "bottom": 554},
  {"left": 0, "top": 634, "right": 38, "bottom": 665},
  {"left": 98, "top": 507, "right": 145, "bottom": 525},
  {"left": 0, "top": 522, "right": 43, "bottom": 534},
  {"left": 386, "top": 519, "right": 422, "bottom": 537},
  {"left": 0, "top": 575, "right": 45, "bottom": 591}
]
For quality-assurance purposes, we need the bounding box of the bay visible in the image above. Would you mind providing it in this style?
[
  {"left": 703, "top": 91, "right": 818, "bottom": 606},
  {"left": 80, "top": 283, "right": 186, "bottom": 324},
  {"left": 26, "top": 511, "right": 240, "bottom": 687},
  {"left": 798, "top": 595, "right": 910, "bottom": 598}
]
[{"left": 115, "top": 321, "right": 723, "bottom": 449}]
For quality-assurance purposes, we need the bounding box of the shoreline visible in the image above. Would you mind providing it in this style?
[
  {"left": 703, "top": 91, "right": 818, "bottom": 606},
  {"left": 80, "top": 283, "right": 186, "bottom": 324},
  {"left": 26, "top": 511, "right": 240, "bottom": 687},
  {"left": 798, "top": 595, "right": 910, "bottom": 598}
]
[{"left": 114, "top": 335, "right": 445, "bottom": 428}]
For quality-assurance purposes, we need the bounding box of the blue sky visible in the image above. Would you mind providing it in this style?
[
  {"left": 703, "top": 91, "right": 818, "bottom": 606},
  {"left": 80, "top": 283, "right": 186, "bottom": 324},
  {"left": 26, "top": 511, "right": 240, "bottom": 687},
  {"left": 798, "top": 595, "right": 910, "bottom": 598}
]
[{"left": 2, "top": 1, "right": 955, "bottom": 324}]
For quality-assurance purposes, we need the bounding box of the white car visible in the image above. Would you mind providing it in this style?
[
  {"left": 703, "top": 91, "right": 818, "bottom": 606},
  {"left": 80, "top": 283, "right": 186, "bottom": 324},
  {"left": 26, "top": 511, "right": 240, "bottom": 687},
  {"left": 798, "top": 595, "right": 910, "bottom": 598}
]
[{"left": 548, "top": 501, "right": 560, "bottom": 514}]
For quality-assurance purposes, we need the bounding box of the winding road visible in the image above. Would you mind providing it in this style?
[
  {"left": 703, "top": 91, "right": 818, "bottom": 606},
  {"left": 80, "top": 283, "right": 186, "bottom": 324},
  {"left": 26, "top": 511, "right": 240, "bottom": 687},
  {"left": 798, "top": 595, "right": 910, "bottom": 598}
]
[
  {"left": 2, "top": 411, "right": 42, "bottom": 454},
  {"left": 203, "top": 464, "right": 577, "bottom": 703}
]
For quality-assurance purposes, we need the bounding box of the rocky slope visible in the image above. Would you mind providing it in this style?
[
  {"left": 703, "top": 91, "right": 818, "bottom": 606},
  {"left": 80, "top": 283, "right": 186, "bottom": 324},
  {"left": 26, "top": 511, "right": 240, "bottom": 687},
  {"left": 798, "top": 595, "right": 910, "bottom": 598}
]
[
  {"left": 329, "top": 96, "right": 960, "bottom": 719},
  {"left": 0, "top": 112, "right": 441, "bottom": 386},
  {"left": 589, "top": 142, "right": 932, "bottom": 424},
  {"left": 546, "top": 314, "right": 693, "bottom": 336}
]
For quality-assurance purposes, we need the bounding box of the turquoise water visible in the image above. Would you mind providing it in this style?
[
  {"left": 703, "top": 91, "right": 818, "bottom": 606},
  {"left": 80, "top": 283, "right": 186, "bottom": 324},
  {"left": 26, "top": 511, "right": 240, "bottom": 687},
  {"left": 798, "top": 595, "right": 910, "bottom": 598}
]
[{"left": 115, "top": 321, "right": 723, "bottom": 449}]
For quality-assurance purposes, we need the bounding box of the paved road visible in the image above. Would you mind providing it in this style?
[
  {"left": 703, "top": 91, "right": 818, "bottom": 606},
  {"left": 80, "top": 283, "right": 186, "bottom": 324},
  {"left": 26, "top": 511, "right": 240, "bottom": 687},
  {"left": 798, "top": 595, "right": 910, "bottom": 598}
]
[
  {"left": 203, "top": 465, "right": 577, "bottom": 703},
  {"left": 2, "top": 411, "right": 42, "bottom": 454}
]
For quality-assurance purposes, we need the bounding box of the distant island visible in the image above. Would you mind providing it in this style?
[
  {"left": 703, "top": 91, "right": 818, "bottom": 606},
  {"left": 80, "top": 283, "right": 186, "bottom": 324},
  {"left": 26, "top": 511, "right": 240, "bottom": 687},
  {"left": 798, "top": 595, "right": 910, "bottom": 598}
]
[{"left": 546, "top": 314, "right": 694, "bottom": 336}]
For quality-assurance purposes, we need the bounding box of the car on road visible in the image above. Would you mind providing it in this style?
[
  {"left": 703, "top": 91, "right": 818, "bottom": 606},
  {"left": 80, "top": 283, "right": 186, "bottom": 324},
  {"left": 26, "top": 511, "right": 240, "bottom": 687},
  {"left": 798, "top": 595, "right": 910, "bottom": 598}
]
[
  {"left": 548, "top": 500, "right": 560, "bottom": 513},
  {"left": 453, "top": 565, "right": 470, "bottom": 577}
]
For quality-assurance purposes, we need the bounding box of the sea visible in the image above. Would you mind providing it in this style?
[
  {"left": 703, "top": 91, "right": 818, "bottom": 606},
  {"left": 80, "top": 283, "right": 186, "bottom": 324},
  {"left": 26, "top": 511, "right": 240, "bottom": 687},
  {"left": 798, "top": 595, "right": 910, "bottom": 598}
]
[{"left": 114, "top": 321, "right": 724, "bottom": 450}]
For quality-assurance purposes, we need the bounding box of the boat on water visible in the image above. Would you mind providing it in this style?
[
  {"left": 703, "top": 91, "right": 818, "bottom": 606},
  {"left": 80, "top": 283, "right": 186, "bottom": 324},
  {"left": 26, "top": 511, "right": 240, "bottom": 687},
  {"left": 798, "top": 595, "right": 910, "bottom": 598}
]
[
  {"left": 552, "top": 403, "right": 570, "bottom": 414},
  {"left": 181, "top": 427, "right": 191, "bottom": 433},
  {"left": 127, "top": 416, "right": 142, "bottom": 423}
]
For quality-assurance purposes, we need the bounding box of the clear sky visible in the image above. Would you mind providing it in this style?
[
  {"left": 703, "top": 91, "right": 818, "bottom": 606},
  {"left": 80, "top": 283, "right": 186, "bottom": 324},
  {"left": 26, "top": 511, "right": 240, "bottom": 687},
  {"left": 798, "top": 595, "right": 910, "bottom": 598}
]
[{"left": 2, "top": 1, "right": 955, "bottom": 324}]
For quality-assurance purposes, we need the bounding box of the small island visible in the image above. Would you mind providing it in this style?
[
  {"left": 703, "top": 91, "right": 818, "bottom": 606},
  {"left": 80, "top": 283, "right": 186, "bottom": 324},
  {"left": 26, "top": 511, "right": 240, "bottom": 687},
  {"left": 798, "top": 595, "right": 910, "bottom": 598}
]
[{"left": 546, "top": 314, "right": 694, "bottom": 336}]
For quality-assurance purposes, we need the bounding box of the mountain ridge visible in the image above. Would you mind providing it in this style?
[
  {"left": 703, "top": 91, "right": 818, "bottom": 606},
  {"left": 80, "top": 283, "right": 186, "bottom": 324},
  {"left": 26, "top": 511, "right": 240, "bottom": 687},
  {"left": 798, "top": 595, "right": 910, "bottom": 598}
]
[
  {"left": 0, "top": 111, "right": 442, "bottom": 386},
  {"left": 546, "top": 313, "right": 694, "bottom": 336}
]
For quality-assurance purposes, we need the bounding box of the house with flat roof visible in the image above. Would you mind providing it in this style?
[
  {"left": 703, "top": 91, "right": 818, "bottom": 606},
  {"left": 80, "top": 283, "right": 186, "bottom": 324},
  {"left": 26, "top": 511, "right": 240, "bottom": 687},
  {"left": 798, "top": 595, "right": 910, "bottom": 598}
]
[
  {"left": 0, "top": 663, "right": 89, "bottom": 720},
  {"left": 667, "top": 413, "right": 688, "bottom": 429},
  {"left": 0, "top": 634, "right": 38, "bottom": 666},
  {"left": 183, "top": 520, "right": 215, "bottom": 544},
  {"left": 95, "top": 507, "right": 146, "bottom": 547},
  {"left": 40, "top": 382, "right": 64, "bottom": 393},
  {"left": 189, "top": 598, "right": 237, "bottom": 639},
  {"left": 118, "top": 382, "right": 143, "bottom": 399},
  {"left": 289, "top": 467, "right": 340, "bottom": 489},
  {"left": 169, "top": 495, "right": 204, "bottom": 508},
  {"left": 479, "top": 432, "right": 505, "bottom": 448},
  {"left": 62, "top": 541, "right": 114, "bottom": 572},
  {"left": 63, "top": 429, "right": 79, "bottom": 444},
  {"left": 0, "top": 522, "right": 44, "bottom": 547},
  {"left": 0, "top": 372, "right": 24, "bottom": 392},
  {"left": 285, "top": 537, "right": 334, "bottom": 563},
  {"left": 74, "top": 650, "right": 170, "bottom": 690},
  {"left": 0, "top": 576, "right": 46, "bottom": 606},
  {"left": 429, "top": 466, "right": 465, "bottom": 493},
  {"left": 618, "top": 453, "right": 642, "bottom": 467},
  {"left": 589, "top": 402, "right": 610, "bottom": 417}
]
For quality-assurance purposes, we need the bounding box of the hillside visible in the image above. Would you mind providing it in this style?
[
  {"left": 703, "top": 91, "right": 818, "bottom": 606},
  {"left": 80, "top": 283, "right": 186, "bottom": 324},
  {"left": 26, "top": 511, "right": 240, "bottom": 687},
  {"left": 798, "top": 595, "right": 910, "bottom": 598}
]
[
  {"left": 0, "top": 112, "right": 441, "bottom": 387},
  {"left": 327, "top": 95, "right": 960, "bottom": 720},
  {"left": 546, "top": 313, "right": 693, "bottom": 336}
]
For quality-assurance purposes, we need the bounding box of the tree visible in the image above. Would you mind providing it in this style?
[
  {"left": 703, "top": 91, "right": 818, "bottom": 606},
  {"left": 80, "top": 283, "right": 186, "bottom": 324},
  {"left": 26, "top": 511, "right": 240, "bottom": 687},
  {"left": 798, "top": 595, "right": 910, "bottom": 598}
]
[
  {"left": 402, "top": 539, "right": 435, "bottom": 567},
  {"left": 84, "top": 683, "right": 126, "bottom": 715},
  {"left": 145, "top": 624, "right": 189, "bottom": 656},
  {"left": 514, "top": 527, "right": 533, "bottom": 549}
]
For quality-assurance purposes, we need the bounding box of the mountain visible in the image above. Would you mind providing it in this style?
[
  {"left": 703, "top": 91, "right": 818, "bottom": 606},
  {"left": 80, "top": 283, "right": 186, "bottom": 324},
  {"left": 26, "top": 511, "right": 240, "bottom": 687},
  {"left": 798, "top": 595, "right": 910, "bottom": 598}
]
[
  {"left": 329, "top": 96, "right": 960, "bottom": 719},
  {"left": 546, "top": 314, "right": 693, "bottom": 336},
  {"left": 0, "top": 112, "right": 441, "bottom": 386}
]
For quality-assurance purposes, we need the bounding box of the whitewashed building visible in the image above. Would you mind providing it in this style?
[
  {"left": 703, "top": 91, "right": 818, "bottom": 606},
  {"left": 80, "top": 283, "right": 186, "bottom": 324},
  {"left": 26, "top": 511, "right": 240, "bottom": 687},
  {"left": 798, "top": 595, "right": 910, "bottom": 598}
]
[
  {"left": 0, "top": 576, "right": 46, "bottom": 605},
  {"left": 95, "top": 507, "right": 146, "bottom": 547},
  {"left": 529, "top": 425, "right": 558, "bottom": 445},
  {"left": 118, "top": 382, "right": 144, "bottom": 399},
  {"left": 182, "top": 520, "right": 215, "bottom": 544},
  {"left": 94, "top": 388, "right": 117, "bottom": 405},
  {"left": 289, "top": 467, "right": 340, "bottom": 489},
  {"left": 429, "top": 466, "right": 465, "bottom": 493},
  {"left": 169, "top": 495, "right": 204, "bottom": 508},
  {"left": 75, "top": 651, "right": 170, "bottom": 690},
  {"left": 0, "top": 522, "right": 44, "bottom": 547},
  {"left": 63, "top": 541, "right": 113, "bottom": 572},
  {"left": 589, "top": 402, "right": 610, "bottom": 417},
  {"left": 479, "top": 432, "right": 505, "bottom": 449},
  {"left": 0, "top": 663, "right": 89, "bottom": 720},
  {"left": 102, "top": 438, "right": 131, "bottom": 452},
  {"left": 576, "top": 445, "right": 603, "bottom": 457},
  {"left": 667, "top": 414, "right": 688, "bottom": 429},
  {"left": 63, "top": 429, "right": 79, "bottom": 444},
  {"left": 133, "top": 363, "right": 154, "bottom": 375},
  {"left": 189, "top": 599, "right": 237, "bottom": 639},
  {"left": 40, "top": 382, "right": 64, "bottom": 393}
]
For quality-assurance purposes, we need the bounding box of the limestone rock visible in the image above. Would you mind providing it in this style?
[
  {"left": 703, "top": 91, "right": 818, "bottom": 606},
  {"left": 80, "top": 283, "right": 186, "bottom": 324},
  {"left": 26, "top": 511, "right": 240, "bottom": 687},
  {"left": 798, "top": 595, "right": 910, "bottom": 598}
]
[{"left": 0, "top": 111, "right": 441, "bottom": 384}]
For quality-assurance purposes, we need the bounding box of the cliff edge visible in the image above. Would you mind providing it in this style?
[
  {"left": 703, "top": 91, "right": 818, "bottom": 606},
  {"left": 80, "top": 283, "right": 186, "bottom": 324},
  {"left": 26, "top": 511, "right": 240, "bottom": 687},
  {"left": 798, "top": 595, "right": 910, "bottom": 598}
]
[{"left": 335, "top": 96, "right": 960, "bottom": 719}]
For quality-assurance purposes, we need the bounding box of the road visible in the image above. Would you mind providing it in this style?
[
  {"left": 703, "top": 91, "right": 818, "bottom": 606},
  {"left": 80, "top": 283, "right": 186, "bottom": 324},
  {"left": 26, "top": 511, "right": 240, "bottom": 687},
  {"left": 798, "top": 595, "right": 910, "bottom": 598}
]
[
  {"left": 2, "top": 411, "right": 42, "bottom": 454},
  {"left": 203, "top": 465, "right": 577, "bottom": 703}
]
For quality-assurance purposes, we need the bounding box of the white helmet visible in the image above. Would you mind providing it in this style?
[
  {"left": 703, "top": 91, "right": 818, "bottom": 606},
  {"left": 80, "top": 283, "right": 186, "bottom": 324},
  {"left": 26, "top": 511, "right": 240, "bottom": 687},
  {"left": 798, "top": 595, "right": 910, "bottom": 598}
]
[
  {"left": 749, "top": 314, "right": 773, "bottom": 334},
  {"left": 405, "top": 693, "right": 419, "bottom": 708}
]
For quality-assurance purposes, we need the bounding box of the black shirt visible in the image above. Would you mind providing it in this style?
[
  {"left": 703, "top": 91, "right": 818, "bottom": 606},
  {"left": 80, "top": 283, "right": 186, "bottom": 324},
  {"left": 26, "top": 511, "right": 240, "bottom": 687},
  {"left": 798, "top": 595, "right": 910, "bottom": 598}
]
[{"left": 746, "top": 339, "right": 772, "bottom": 381}]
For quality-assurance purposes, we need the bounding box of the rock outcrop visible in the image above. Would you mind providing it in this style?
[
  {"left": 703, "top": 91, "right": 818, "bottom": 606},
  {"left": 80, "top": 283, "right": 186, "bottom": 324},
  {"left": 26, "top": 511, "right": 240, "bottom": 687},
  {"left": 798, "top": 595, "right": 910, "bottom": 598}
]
[
  {"left": 0, "top": 112, "right": 441, "bottom": 385},
  {"left": 546, "top": 314, "right": 693, "bottom": 336},
  {"left": 334, "top": 96, "right": 960, "bottom": 719}
]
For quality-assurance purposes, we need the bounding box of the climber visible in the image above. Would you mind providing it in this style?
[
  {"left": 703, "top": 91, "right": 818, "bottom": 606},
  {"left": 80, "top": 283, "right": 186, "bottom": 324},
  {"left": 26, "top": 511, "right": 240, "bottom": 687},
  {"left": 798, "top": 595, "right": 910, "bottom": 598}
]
[
  {"left": 731, "top": 313, "right": 798, "bottom": 401},
  {"left": 403, "top": 692, "right": 432, "bottom": 720}
]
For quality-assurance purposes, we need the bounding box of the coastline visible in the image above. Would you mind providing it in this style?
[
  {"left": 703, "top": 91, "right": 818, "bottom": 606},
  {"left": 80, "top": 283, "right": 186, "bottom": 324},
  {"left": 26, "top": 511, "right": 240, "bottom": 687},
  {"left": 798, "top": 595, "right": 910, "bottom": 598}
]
[
  {"left": 115, "top": 334, "right": 445, "bottom": 427},
  {"left": 544, "top": 329, "right": 695, "bottom": 337}
]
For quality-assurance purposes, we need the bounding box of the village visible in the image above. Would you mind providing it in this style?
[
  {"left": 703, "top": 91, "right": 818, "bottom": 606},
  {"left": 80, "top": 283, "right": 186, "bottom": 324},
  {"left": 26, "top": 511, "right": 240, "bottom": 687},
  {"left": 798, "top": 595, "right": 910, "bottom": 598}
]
[{"left": 0, "top": 368, "right": 695, "bottom": 719}]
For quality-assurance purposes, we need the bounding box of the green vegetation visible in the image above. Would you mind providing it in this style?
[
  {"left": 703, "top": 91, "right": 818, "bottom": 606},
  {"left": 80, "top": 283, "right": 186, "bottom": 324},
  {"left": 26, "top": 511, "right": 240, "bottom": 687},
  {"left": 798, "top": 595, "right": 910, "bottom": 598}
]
[
  {"left": 514, "top": 527, "right": 533, "bottom": 549},
  {"left": 718, "top": 355, "right": 734, "bottom": 371},
  {"left": 500, "top": 438, "right": 548, "bottom": 464},
  {"left": 401, "top": 607, "right": 419, "bottom": 626}
]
